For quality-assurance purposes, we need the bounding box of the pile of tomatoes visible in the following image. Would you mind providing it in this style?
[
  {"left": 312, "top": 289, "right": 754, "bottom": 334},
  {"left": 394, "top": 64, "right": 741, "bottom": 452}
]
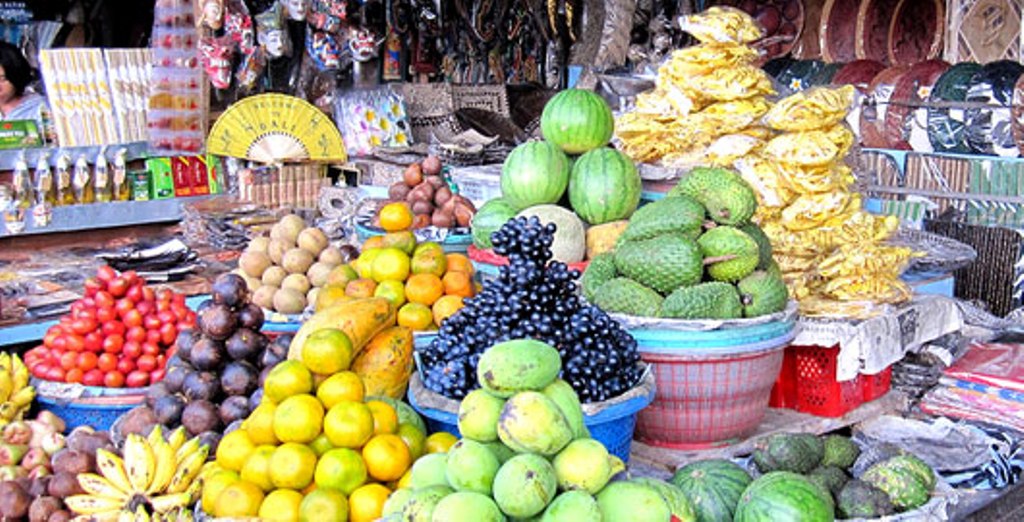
[{"left": 24, "top": 266, "right": 196, "bottom": 388}]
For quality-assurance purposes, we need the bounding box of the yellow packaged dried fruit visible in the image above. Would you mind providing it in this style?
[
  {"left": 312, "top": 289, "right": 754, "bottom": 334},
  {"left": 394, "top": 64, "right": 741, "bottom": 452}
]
[
  {"left": 763, "top": 86, "right": 856, "bottom": 131},
  {"left": 775, "top": 163, "right": 849, "bottom": 195},
  {"left": 734, "top": 156, "right": 796, "bottom": 208},
  {"left": 665, "top": 43, "right": 760, "bottom": 75},
  {"left": 781, "top": 192, "right": 854, "bottom": 231},
  {"left": 707, "top": 135, "right": 764, "bottom": 167},
  {"left": 680, "top": 66, "right": 776, "bottom": 102},
  {"left": 764, "top": 130, "right": 842, "bottom": 167},
  {"left": 679, "top": 6, "right": 764, "bottom": 44}
]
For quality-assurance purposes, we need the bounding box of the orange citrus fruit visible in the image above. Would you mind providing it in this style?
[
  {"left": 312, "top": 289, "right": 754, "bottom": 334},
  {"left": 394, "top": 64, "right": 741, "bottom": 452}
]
[
  {"left": 445, "top": 253, "right": 474, "bottom": 275},
  {"left": 314, "top": 447, "right": 368, "bottom": 495},
  {"left": 258, "top": 488, "right": 303, "bottom": 521},
  {"left": 354, "top": 248, "right": 381, "bottom": 279},
  {"left": 432, "top": 295, "right": 465, "bottom": 327},
  {"left": 214, "top": 480, "right": 264, "bottom": 518},
  {"left": 424, "top": 432, "right": 458, "bottom": 454},
  {"left": 361, "top": 236, "right": 386, "bottom": 251},
  {"left": 349, "top": 483, "right": 392, "bottom": 522},
  {"left": 240, "top": 445, "right": 277, "bottom": 492},
  {"left": 299, "top": 488, "right": 349, "bottom": 522},
  {"left": 405, "top": 273, "right": 444, "bottom": 306},
  {"left": 381, "top": 231, "right": 416, "bottom": 254},
  {"left": 310, "top": 433, "right": 335, "bottom": 457},
  {"left": 263, "top": 360, "right": 314, "bottom": 404},
  {"left": 317, "top": 371, "right": 365, "bottom": 409},
  {"left": 243, "top": 402, "right": 279, "bottom": 446},
  {"left": 272, "top": 394, "right": 324, "bottom": 444},
  {"left": 363, "top": 434, "right": 412, "bottom": 482},
  {"left": 373, "top": 280, "right": 407, "bottom": 308},
  {"left": 410, "top": 245, "right": 448, "bottom": 277},
  {"left": 301, "top": 328, "right": 354, "bottom": 375},
  {"left": 365, "top": 400, "right": 399, "bottom": 435},
  {"left": 397, "top": 423, "right": 426, "bottom": 460},
  {"left": 371, "top": 248, "right": 411, "bottom": 282},
  {"left": 324, "top": 401, "right": 375, "bottom": 448},
  {"left": 397, "top": 302, "right": 434, "bottom": 330},
  {"left": 269, "top": 443, "right": 318, "bottom": 490},
  {"left": 442, "top": 271, "right": 473, "bottom": 297},
  {"left": 345, "top": 278, "right": 378, "bottom": 298},
  {"left": 216, "top": 430, "right": 256, "bottom": 472},
  {"left": 202, "top": 469, "right": 240, "bottom": 514},
  {"left": 379, "top": 202, "right": 414, "bottom": 232}
]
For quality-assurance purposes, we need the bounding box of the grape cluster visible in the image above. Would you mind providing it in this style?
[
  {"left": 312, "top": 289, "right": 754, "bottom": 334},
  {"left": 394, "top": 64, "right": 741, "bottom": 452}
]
[{"left": 419, "top": 216, "right": 643, "bottom": 403}]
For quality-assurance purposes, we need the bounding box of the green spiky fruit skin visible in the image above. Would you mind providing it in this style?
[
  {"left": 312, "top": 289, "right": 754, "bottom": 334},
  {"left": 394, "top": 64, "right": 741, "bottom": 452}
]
[
  {"left": 752, "top": 433, "right": 825, "bottom": 474},
  {"left": 621, "top": 195, "right": 705, "bottom": 242},
  {"left": 540, "top": 89, "right": 615, "bottom": 154},
  {"left": 592, "top": 277, "right": 663, "bottom": 317},
  {"left": 581, "top": 252, "right": 618, "bottom": 302},
  {"left": 821, "top": 435, "right": 861, "bottom": 469},
  {"left": 661, "top": 282, "right": 743, "bottom": 320},
  {"left": 882, "top": 454, "right": 936, "bottom": 490},
  {"left": 809, "top": 465, "right": 850, "bottom": 497},
  {"left": 739, "top": 223, "right": 774, "bottom": 270},
  {"left": 734, "top": 472, "right": 834, "bottom": 522},
  {"left": 837, "top": 479, "right": 895, "bottom": 519},
  {"left": 697, "top": 226, "right": 760, "bottom": 282},
  {"left": 737, "top": 270, "right": 789, "bottom": 317},
  {"left": 670, "top": 167, "right": 757, "bottom": 226},
  {"left": 671, "top": 459, "right": 752, "bottom": 522},
  {"left": 568, "top": 147, "right": 642, "bottom": 225},
  {"left": 862, "top": 463, "right": 931, "bottom": 511},
  {"left": 614, "top": 233, "right": 703, "bottom": 294}
]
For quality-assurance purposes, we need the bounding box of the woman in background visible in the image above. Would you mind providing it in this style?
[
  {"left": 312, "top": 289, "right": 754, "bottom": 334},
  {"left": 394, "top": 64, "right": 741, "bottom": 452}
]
[{"left": 0, "top": 41, "right": 46, "bottom": 125}]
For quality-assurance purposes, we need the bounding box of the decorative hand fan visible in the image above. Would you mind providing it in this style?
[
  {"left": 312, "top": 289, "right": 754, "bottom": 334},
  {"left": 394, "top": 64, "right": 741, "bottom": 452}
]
[{"left": 207, "top": 93, "right": 347, "bottom": 163}]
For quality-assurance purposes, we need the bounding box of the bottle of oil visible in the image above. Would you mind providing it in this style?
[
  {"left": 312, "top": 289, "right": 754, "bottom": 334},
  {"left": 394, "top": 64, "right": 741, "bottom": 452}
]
[
  {"left": 112, "top": 149, "right": 130, "bottom": 201},
  {"left": 72, "top": 154, "right": 94, "bottom": 204},
  {"left": 93, "top": 152, "right": 112, "bottom": 203},
  {"left": 11, "top": 158, "right": 32, "bottom": 209},
  {"left": 55, "top": 154, "right": 73, "bottom": 206},
  {"left": 33, "top": 154, "right": 55, "bottom": 206}
]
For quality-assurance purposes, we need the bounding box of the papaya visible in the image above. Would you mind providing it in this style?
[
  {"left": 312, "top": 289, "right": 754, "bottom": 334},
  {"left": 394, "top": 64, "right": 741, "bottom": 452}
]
[
  {"left": 287, "top": 297, "right": 396, "bottom": 361},
  {"left": 351, "top": 326, "right": 415, "bottom": 399}
]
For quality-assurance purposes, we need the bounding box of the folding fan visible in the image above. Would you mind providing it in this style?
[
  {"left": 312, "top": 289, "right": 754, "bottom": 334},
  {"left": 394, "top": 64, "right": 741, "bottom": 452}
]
[{"left": 207, "top": 93, "right": 347, "bottom": 163}]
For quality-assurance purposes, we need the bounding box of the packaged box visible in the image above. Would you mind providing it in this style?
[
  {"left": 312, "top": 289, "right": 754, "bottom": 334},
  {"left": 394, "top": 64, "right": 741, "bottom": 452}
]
[
  {"left": 0, "top": 120, "right": 43, "bottom": 149},
  {"left": 190, "top": 156, "right": 210, "bottom": 196},
  {"left": 206, "top": 155, "right": 223, "bottom": 194},
  {"left": 146, "top": 157, "right": 175, "bottom": 199},
  {"left": 170, "top": 157, "right": 192, "bottom": 197},
  {"left": 130, "top": 170, "right": 151, "bottom": 201}
]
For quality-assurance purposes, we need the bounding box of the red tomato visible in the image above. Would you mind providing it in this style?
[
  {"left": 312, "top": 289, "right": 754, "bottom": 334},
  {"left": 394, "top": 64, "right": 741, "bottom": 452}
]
[
  {"left": 159, "top": 323, "right": 177, "bottom": 347},
  {"left": 145, "top": 329, "right": 162, "bottom": 346},
  {"left": 122, "top": 341, "right": 143, "bottom": 359},
  {"left": 70, "top": 317, "right": 98, "bottom": 336},
  {"left": 156, "top": 288, "right": 173, "bottom": 303},
  {"left": 171, "top": 305, "right": 190, "bottom": 322},
  {"left": 83, "top": 332, "right": 103, "bottom": 353},
  {"left": 78, "top": 298, "right": 96, "bottom": 312},
  {"left": 96, "top": 307, "right": 117, "bottom": 323},
  {"left": 101, "top": 321, "right": 125, "bottom": 337},
  {"left": 96, "top": 265, "right": 117, "bottom": 283},
  {"left": 77, "top": 352, "right": 98, "bottom": 371},
  {"left": 102, "top": 334, "right": 124, "bottom": 354},
  {"left": 94, "top": 291, "right": 115, "bottom": 309},
  {"left": 142, "top": 286, "right": 156, "bottom": 303},
  {"left": 115, "top": 298, "right": 134, "bottom": 318},
  {"left": 83, "top": 277, "right": 103, "bottom": 296},
  {"left": 185, "top": 311, "right": 197, "bottom": 324},
  {"left": 122, "top": 309, "right": 143, "bottom": 329},
  {"left": 150, "top": 369, "right": 166, "bottom": 383},
  {"left": 116, "top": 358, "right": 135, "bottom": 374},
  {"left": 123, "top": 270, "right": 139, "bottom": 285},
  {"left": 172, "top": 293, "right": 186, "bottom": 306},
  {"left": 104, "top": 371, "right": 125, "bottom": 388},
  {"left": 97, "top": 353, "right": 118, "bottom": 372},
  {"left": 176, "top": 322, "right": 193, "bottom": 334},
  {"left": 65, "top": 368, "right": 84, "bottom": 384},
  {"left": 156, "top": 301, "right": 171, "bottom": 313},
  {"left": 59, "top": 352, "right": 78, "bottom": 371},
  {"left": 82, "top": 369, "right": 104, "bottom": 387},
  {"left": 45, "top": 367, "right": 65, "bottom": 382},
  {"left": 136, "top": 300, "right": 155, "bottom": 318},
  {"left": 108, "top": 277, "right": 130, "bottom": 298},
  {"left": 43, "top": 331, "right": 59, "bottom": 349},
  {"left": 125, "top": 371, "right": 149, "bottom": 388},
  {"left": 126, "top": 326, "right": 147, "bottom": 344},
  {"left": 143, "top": 314, "right": 162, "bottom": 331},
  {"left": 55, "top": 334, "right": 73, "bottom": 352},
  {"left": 142, "top": 342, "right": 161, "bottom": 356},
  {"left": 29, "top": 363, "right": 47, "bottom": 379},
  {"left": 137, "top": 355, "right": 157, "bottom": 372},
  {"left": 125, "top": 283, "right": 144, "bottom": 303},
  {"left": 156, "top": 354, "right": 167, "bottom": 368}
]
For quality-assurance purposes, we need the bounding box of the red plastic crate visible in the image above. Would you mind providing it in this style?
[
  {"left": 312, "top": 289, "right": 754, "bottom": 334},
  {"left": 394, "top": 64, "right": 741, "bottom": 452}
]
[{"left": 769, "top": 344, "right": 892, "bottom": 418}]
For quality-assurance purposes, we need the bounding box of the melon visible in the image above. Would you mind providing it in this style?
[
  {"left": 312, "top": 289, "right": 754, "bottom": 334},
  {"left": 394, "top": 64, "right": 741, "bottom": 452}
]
[
  {"left": 501, "top": 141, "right": 571, "bottom": 210},
  {"left": 516, "top": 205, "right": 586, "bottom": 264},
  {"left": 541, "top": 89, "right": 615, "bottom": 154},
  {"left": 569, "top": 148, "right": 642, "bottom": 225},
  {"left": 471, "top": 198, "right": 519, "bottom": 249}
]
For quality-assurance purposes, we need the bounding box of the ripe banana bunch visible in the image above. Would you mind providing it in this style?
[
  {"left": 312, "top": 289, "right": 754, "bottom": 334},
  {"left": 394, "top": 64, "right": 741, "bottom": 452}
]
[
  {"left": 0, "top": 353, "right": 35, "bottom": 427},
  {"left": 65, "top": 426, "right": 208, "bottom": 522}
]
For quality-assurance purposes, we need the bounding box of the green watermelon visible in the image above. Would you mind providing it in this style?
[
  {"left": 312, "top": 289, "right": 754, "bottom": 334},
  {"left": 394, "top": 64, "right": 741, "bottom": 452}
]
[
  {"left": 471, "top": 198, "right": 519, "bottom": 249},
  {"left": 501, "top": 141, "right": 571, "bottom": 210},
  {"left": 540, "top": 89, "right": 614, "bottom": 154},
  {"left": 734, "top": 472, "right": 834, "bottom": 522},
  {"left": 568, "top": 147, "right": 642, "bottom": 225},
  {"left": 670, "top": 459, "right": 752, "bottom": 522}
]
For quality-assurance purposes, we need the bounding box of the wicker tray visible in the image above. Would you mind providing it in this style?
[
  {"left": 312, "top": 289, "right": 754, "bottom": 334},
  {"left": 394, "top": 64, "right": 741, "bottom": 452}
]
[{"left": 888, "top": 228, "right": 978, "bottom": 273}]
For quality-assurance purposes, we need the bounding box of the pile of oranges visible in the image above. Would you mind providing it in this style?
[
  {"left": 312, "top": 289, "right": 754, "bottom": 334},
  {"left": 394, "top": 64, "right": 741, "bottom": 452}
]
[{"left": 316, "top": 202, "right": 477, "bottom": 331}]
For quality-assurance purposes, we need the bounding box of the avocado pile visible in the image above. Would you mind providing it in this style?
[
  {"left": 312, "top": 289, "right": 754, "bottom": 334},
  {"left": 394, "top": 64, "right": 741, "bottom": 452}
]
[
  {"left": 582, "top": 166, "right": 788, "bottom": 319},
  {"left": 752, "top": 432, "right": 939, "bottom": 518}
]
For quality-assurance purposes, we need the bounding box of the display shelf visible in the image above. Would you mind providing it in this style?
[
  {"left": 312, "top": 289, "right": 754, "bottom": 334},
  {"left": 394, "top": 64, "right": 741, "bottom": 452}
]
[
  {"left": 0, "top": 141, "right": 149, "bottom": 171},
  {"left": 0, "top": 196, "right": 213, "bottom": 238}
]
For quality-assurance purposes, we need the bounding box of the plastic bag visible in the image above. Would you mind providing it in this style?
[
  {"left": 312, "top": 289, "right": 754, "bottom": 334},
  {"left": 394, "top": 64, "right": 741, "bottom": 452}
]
[
  {"left": 764, "top": 129, "right": 842, "bottom": 167},
  {"left": 680, "top": 66, "right": 775, "bottom": 102},
  {"left": 661, "top": 43, "right": 760, "bottom": 76},
  {"left": 334, "top": 87, "right": 413, "bottom": 156},
  {"left": 678, "top": 6, "right": 764, "bottom": 45},
  {"left": 733, "top": 155, "right": 796, "bottom": 208},
  {"left": 780, "top": 192, "right": 854, "bottom": 231},
  {"left": 775, "top": 162, "right": 852, "bottom": 195},
  {"left": 706, "top": 135, "right": 764, "bottom": 167},
  {"left": 763, "top": 85, "right": 856, "bottom": 132}
]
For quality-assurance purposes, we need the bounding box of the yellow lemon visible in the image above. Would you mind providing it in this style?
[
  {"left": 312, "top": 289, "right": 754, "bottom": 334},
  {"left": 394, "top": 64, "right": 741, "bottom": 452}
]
[
  {"left": 201, "top": 469, "right": 239, "bottom": 514},
  {"left": 324, "top": 401, "right": 375, "bottom": 449},
  {"left": 316, "top": 371, "right": 365, "bottom": 409},
  {"left": 269, "top": 443, "right": 318, "bottom": 490},
  {"left": 349, "top": 483, "right": 392, "bottom": 522},
  {"left": 264, "top": 360, "right": 314, "bottom": 404},
  {"left": 314, "top": 447, "right": 368, "bottom": 495},
  {"left": 214, "top": 480, "right": 264, "bottom": 518},
  {"left": 239, "top": 445, "right": 277, "bottom": 492},
  {"left": 273, "top": 394, "right": 324, "bottom": 444},
  {"left": 371, "top": 247, "right": 411, "bottom": 283},
  {"left": 215, "top": 430, "right": 256, "bottom": 472},
  {"left": 301, "top": 328, "right": 354, "bottom": 374},
  {"left": 244, "top": 401, "right": 279, "bottom": 446},
  {"left": 258, "top": 488, "right": 303, "bottom": 522},
  {"left": 356, "top": 248, "right": 382, "bottom": 279}
]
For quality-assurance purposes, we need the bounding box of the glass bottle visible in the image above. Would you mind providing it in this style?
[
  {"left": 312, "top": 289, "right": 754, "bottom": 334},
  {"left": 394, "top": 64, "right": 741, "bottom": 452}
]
[
  {"left": 33, "top": 155, "right": 55, "bottom": 206},
  {"left": 112, "top": 149, "right": 129, "bottom": 201},
  {"left": 55, "top": 154, "right": 73, "bottom": 206},
  {"left": 11, "top": 158, "right": 32, "bottom": 209},
  {"left": 72, "top": 155, "right": 94, "bottom": 204},
  {"left": 93, "top": 152, "right": 112, "bottom": 203}
]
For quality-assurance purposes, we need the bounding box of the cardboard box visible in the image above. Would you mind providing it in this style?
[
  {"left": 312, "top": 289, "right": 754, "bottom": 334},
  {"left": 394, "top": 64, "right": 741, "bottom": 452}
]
[
  {"left": 130, "top": 170, "right": 151, "bottom": 201},
  {"left": 170, "top": 157, "right": 192, "bottom": 197},
  {"left": 189, "top": 156, "right": 210, "bottom": 196},
  {"left": 146, "top": 157, "right": 175, "bottom": 199}
]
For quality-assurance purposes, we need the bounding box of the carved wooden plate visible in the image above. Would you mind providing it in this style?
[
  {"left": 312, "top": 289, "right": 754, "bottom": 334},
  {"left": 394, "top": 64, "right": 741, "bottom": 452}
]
[
  {"left": 887, "top": 0, "right": 944, "bottom": 66},
  {"left": 883, "top": 59, "right": 950, "bottom": 150}
]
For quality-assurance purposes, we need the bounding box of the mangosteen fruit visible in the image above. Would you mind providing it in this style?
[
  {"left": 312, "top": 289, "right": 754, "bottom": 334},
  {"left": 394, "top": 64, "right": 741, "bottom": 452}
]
[
  {"left": 162, "top": 364, "right": 190, "bottom": 394},
  {"left": 221, "top": 361, "right": 259, "bottom": 397},
  {"left": 249, "top": 388, "right": 264, "bottom": 411},
  {"left": 259, "top": 365, "right": 274, "bottom": 387},
  {"left": 174, "top": 329, "right": 197, "bottom": 362},
  {"left": 259, "top": 347, "right": 284, "bottom": 369},
  {"left": 225, "top": 328, "right": 267, "bottom": 361},
  {"left": 189, "top": 337, "right": 225, "bottom": 371},
  {"left": 153, "top": 395, "right": 187, "bottom": 426},
  {"left": 198, "top": 303, "right": 237, "bottom": 341},
  {"left": 218, "top": 396, "right": 251, "bottom": 425},
  {"left": 338, "top": 244, "right": 359, "bottom": 263},
  {"left": 165, "top": 354, "right": 191, "bottom": 371},
  {"left": 266, "top": 339, "right": 289, "bottom": 360},
  {"left": 237, "top": 303, "right": 265, "bottom": 330},
  {"left": 145, "top": 382, "right": 169, "bottom": 407},
  {"left": 181, "top": 400, "right": 221, "bottom": 436},
  {"left": 212, "top": 273, "right": 249, "bottom": 309},
  {"left": 182, "top": 372, "right": 220, "bottom": 402},
  {"left": 197, "top": 431, "right": 222, "bottom": 456}
]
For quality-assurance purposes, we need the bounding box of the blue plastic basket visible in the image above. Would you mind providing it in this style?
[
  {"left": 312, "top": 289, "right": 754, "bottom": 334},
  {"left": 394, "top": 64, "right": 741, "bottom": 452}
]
[
  {"left": 35, "top": 395, "right": 144, "bottom": 433},
  {"left": 406, "top": 372, "right": 655, "bottom": 463}
]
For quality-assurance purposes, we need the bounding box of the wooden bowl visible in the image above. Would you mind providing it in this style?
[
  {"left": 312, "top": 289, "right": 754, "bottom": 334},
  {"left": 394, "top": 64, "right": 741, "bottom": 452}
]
[
  {"left": 883, "top": 59, "right": 950, "bottom": 150},
  {"left": 820, "top": 0, "right": 863, "bottom": 63},
  {"left": 887, "top": 0, "right": 944, "bottom": 66},
  {"left": 855, "top": 0, "right": 902, "bottom": 64}
]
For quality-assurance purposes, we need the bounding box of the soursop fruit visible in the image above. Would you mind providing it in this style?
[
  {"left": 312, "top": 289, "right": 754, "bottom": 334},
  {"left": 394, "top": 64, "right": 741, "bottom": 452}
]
[
  {"left": 581, "top": 252, "right": 618, "bottom": 302},
  {"left": 739, "top": 223, "right": 774, "bottom": 270},
  {"left": 592, "top": 278, "right": 663, "bottom": 317},
  {"left": 614, "top": 234, "right": 703, "bottom": 294},
  {"left": 737, "top": 270, "right": 789, "bottom": 317},
  {"left": 620, "top": 195, "right": 705, "bottom": 242},
  {"left": 753, "top": 433, "right": 825, "bottom": 474},
  {"left": 697, "top": 226, "right": 759, "bottom": 282},
  {"left": 862, "top": 462, "right": 931, "bottom": 511},
  {"left": 880, "top": 454, "right": 936, "bottom": 490},
  {"left": 661, "top": 282, "right": 742, "bottom": 320},
  {"left": 809, "top": 465, "right": 850, "bottom": 498},
  {"left": 669, "top": 167, "right": 757, "bottom": 225},
  {"left": 837, "top": 479, "right": 895, "bottom": 519},
  {"left": 821, "top": 434, "right": 861, "bottom": 469}
]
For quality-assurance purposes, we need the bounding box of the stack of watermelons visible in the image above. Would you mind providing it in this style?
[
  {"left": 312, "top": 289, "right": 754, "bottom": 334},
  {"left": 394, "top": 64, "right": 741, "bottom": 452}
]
[
  {"left": 669, "top": 432, "right": 939, "bottom": 522},
  {"left": 471, "top": 89, "right": 643, "bottom": 265}
]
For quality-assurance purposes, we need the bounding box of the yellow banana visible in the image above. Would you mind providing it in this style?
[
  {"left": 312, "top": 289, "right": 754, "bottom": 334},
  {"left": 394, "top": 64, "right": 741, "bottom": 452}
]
[
  {"left": 65, "top": 494, "right": 125, "bottom": 514},
  {"left": 149, "top": 492, "right": 192, "bottom": 513},
  {"left": 166, "top": 427, "right": 187, "bottom": 453},
  {"left": 123, "top": 434, "right": 155, "bottom": 493},
  {"left": 0, "top": 352, "right": 10, "bottom": 371},
  {"left": 146, "top": 425, "right": 164, "bottom": 449},
  {"left": 167, "top": 445, "right": 208, "bottom": 494},
  {"left": 0, "top": 402, "right": 17, "bottom": 420},
  {"left": 77, "top": 473, "right": 129, "bottom": 501},
  {"left": 72, "top": 511, "right": 121, "bottom": 522},
  {"left": 0, "top": 372, "right": 13, "bottom": 403},
  {"left": 118, "top": 510, "right": 136, "bottom": 522},
  {"left": 145, "top": 437, "right": 177, "bottom": 495},
  {"left": 173, "top": 435, "right": 199, "bottom": 462},
  {"left": 96, "top": 449, "right": 133, "bottom": 495},
  {"left": 133, "top": 505, "right": 151, "bottom": 522},
  {"left": 11, "top": 354, "right": 28, "bottom": 391},
  {"left": 10, "top": 386, "right": 34, "bottom": 408}
]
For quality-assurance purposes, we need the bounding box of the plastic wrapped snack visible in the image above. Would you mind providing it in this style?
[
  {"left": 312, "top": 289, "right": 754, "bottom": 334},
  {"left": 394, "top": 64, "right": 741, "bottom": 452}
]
[
  {"left": 762, "top": 221, "right": 831, "bottom": 257},
  {"left": 680, "top": 66, "right": 776, "bottom": 102},
  {"left": 775, "top": 162, "right": 851, "bottom": 195},
  {"left": 678, "top": 6, "right": 764, "bottom": 44},
  {"left": 780, "top": 192, "right": 854, "bottom": 231},
  {"left": 764, "top": 129, "right": 842, "bottom": 167},
  {"left": 818, "top": 244, "right": 918, "bottom": 279},
  {"left": 706, "top": 134, "right": 764, "bottom": 167},
  {"left": 822, "top": 275, "right": 913, "bottom": 304},
  {"left": 763, "top": 85, "right": 856, "bottom": 131},
  {"left": 734, "top": 156, "right": 796, "bottom": 208},
  {"left": 662, "top": 43, "right": 760, "bottom": 76},
  {"left": 775, "top": 252, "right": 824, "bottom": 273}
]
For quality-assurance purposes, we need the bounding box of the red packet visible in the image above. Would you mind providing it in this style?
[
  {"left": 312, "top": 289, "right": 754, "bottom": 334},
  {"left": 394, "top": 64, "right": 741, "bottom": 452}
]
[
  {"left": 171, "top": 156, "right": 193, "bottom": 197},
  {"left": 190, "top": 156, "right": 211, "bottom": 195}
]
